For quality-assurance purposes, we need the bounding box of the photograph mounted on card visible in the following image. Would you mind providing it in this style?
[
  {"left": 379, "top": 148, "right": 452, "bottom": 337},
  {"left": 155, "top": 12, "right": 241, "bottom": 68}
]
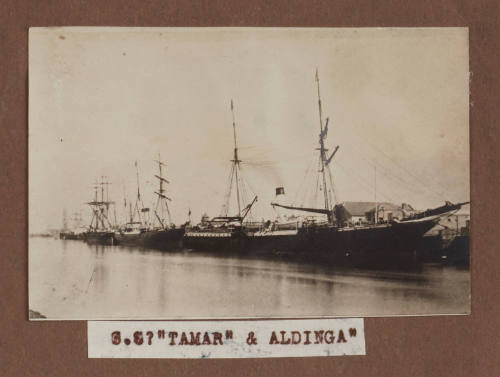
[{"left": 28, "top": 27, "right": 470, "bottom": 320}]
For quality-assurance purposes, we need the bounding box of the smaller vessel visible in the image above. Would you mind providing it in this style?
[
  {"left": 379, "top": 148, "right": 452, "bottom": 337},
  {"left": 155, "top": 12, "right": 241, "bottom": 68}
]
[
  {"left": 59, "top": 210, "right": 86, "bottom": 240},
  {"left": 114, "top": 162, "right": 148, "bottom": 246},
  {"left": 84, "top": 177, "right": 116, "bottom": 245},
  {"left": 59, "top": 208, "right": 72, "bottom": 240},
  {"left": 184, "top": 99, "right": 258, "bottom": 252},
  {"left": 184, "top": 197, "right": 257, "bottom": 252},
  {"left": 140, "top": 154, "right": 185, "bottom": 250},
  {"left": 421, "top": 210, "right": 470, "bottom": 265}
]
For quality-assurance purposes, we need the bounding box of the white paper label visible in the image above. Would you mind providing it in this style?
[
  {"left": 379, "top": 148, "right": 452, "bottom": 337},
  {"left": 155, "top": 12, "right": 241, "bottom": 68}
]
[{"left": 88, "top": 318, "right": 365, "bottom": 358}]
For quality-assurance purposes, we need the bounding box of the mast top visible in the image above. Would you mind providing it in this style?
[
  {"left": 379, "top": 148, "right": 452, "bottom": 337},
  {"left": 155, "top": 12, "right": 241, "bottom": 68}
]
[
  {"left": 135, "top": 161, "right": 142, "bottom": 199},
  {"left": 230, "top": 99, "right": 240, "bottom": 163},
  {"left": 86, "top": 177, "right": 114, "bottom": 205},
  {"left": 315, "top": 69, "right": 331, "bottom": 214},
  {"left": 152, "top": 152, "right": 172, "bottom": 228}
]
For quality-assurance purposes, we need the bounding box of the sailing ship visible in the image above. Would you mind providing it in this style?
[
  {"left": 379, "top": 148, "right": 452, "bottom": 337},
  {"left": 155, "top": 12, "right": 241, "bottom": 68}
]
[
  {"left": 59, "top": 208, "right": 71, "bottom": 240},
  {"left": 84, "top": 177, "right": 116, "bottom": 245},
  {"left": 139, "top": 154, "right": 184, "bottom": 250},
  {"left": 69, "top": 71, "right": 468, "bottom": 266},
  {"left": 114, "top": 161, "right": 148, "bottom": 246},
  {"left": 59, "top": 210, "right": 86, "bottom": 240},
  {"left": 247, "top": 69, "right": 469, "bottom": 265},
  {"left": 183, "top": 100, "right": 258, "bottom": 251}
]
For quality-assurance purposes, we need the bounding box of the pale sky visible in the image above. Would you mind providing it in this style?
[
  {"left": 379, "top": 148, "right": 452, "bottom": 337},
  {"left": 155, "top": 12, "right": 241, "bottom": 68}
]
[{"left": 29, "top": 27, "right": 469, "bottom": 232}]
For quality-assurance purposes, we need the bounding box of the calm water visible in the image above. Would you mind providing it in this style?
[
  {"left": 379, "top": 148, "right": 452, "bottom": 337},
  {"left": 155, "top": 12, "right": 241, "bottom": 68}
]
[{"left": 29, "top": 237, "right": 470, "bottom": 319}]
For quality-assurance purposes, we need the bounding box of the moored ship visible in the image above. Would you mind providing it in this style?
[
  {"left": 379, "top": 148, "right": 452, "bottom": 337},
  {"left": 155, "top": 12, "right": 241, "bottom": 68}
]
[
  {"left": 183, "top": 100, "right": 258, "bottom": 252},
  {"left": 184, "top": 205, "right": 256, "bottom": 252},
  {"left": 185, "top": 72, "right": 469, "bottom": 267},
  {"left": 59, "top": 210, "right": 86, "bottom": 240},
  {"left": 84, "top": 177, "right": 116, "bottom": 245},
  {"left": 84, "top": 230, "right": 115, "bottom": 245},
  {"left": 249, "top": 205, "right": 466, "bottom": 265},
  {"left": 114, "top": 223, "right": 143, "bottom": 246},
  {"left": 255, "top": 70, "right": 469, "bottom": 265},
  {"left": 114, "top": 162, "right": 148, "bottom": 246},
  {"left": 139, "top": 154, "right": 184, "bottom": 251}
]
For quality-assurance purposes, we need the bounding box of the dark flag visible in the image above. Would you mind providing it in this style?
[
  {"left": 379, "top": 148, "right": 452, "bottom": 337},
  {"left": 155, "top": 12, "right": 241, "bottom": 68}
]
[{"left": 275, "top": 187, "right": 285, "bottom": 196}]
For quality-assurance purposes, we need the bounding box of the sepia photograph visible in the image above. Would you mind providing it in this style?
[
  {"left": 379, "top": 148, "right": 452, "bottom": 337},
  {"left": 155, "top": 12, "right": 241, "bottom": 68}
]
[{"left": 28, "top": 27, "right": 470, "bottom": 320}]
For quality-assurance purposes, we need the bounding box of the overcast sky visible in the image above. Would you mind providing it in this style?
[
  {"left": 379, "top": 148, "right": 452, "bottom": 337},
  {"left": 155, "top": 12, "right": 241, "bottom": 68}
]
[{"left": 29, "top": 27, "right": 469, "bottom": 232}]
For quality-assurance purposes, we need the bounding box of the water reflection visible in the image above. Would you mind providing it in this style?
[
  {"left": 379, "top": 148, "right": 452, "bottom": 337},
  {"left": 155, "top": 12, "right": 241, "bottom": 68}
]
[{"left": 29, "top": 237, "right": 470, "bottom": 319}]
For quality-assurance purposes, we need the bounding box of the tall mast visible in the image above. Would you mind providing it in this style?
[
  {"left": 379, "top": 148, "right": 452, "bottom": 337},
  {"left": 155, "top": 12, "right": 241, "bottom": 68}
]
[
  {"left": 220, "top": 99, "right": 252, "bottom": 220},
  {"left": 94, "top": 181, "right": 98, "bottom": 202},
  {"left": 101, "top": 176, "right": 112, "bottom": 228},
  {"left": 62, "top": 208, "right": 68, "bottom": 230},
  {"left": 87, "top": 177, "right": 114, "bottom": 230},
  {"left": 71, "top": 211, "right": 79, "bottom": 228},
  {"left": 92, "top": 181, "right": 99, "bottom": 230},
  {"left": 135, "top": 161, "right": 141, "bottom": 201},
  {"left": 231, "top": 99, "right": 242, "bottom": 217},
  {"left": 153, "top": 153, "right": 171, "bottom": 228},
  {"left": 271, "top": 70, "right": 339, "bottom": 223},
  {"left": 134, "top": 161, "right": 143, "bottom": 223},
  {"left": 315, "top": 69, "right": 330, "bottom": 214},
  {"left": 100, "top": 176, "right": 105, "bottom": 202},
  {"left": 100, "top": 177, "right": 105, "bottom": 229},
  {"left": 158, "top": 153, "right": 163, "bottom": 196}
]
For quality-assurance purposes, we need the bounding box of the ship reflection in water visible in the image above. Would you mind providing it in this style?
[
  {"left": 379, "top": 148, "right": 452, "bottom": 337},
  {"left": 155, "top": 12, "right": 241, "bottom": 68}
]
[{"left": 29, "top": 237, "right": 470, "bottom": 319}]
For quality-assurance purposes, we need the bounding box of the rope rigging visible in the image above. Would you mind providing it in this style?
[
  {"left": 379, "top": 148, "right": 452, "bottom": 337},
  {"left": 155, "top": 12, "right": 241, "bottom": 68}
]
[
  {"left": 344, "top": 126, "right": 448, "bottom": 202},
  {"left": 218, "top": 99, "right": 258, "bottom": 221}
]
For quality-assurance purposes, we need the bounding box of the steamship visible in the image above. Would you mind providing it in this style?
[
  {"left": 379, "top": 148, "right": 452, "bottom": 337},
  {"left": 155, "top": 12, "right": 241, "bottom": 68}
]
[
  {"left": 114, "top": 157, "right": 184, "bottom": 250},
  {"left": 184, "top": 71, "right": 469, "bottom": 266},
  {"left": 183, "top": 100, "right": 258, "bottom": 252}
]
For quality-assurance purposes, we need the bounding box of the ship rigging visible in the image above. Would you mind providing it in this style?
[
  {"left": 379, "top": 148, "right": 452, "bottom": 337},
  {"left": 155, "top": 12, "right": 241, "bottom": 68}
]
[
  {"left": 87, "top": 176, "right": 115, "bottom": 231},
  {"left": 215, "top": 99, "right": 257, "bottom": 225},
  {"left": 271, "top": 70, "right": 468, "bottom": 227},
  {"left": 272, "top": 69, "right": 339, "bottom": 223},
  {"left": 152, "top": 153, "right": 172, "bottom": 229}
]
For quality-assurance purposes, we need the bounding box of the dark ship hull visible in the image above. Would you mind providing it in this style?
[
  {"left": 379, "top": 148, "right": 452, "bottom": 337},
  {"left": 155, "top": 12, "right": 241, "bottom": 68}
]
[
  {"left": 184, "top": 217, "right": 439, "bottom": 267},
  {"left": 114, "top": 228, "right": 185, "bottom": 250},
  {"left": 442, "top": 233, "right": 470, "bottom": 266},
  {"left": 84, "top": 231, "right": 115, "bottom": 245},
  {"left": 249, "top": 218, "right": 439, "bottom": 266},
  {"left": 60, "top": 232, "right": 85, "bottom": 240},
  {"left": 141, "top": 228, "right": 185, "bottom": 251},
  {"left": 421, "top": 232, "right": 470, "bottom": 265},
  {"left": 183, "top": 74, "right": 469, "bottom": 268}
]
